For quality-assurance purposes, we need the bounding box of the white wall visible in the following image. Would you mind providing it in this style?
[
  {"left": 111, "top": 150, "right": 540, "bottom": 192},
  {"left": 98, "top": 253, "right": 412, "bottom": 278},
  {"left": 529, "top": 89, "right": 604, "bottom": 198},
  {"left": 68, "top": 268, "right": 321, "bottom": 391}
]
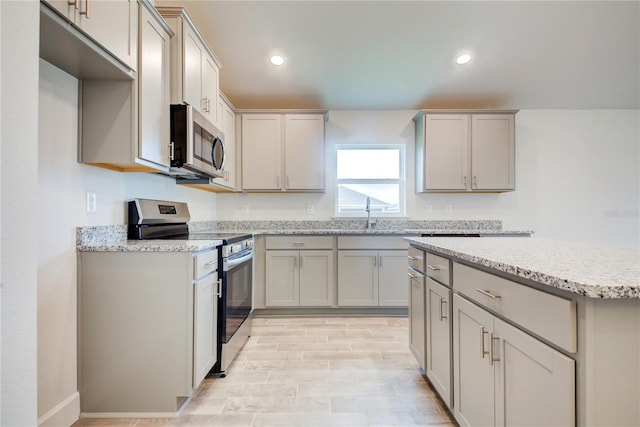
[
  {"left": 1, "top": 1, "right": 39, "bottom": 425},
  {"left": 217, "top": 109, "right": 639, "bottom": 247},
  {"left": 37, "top": 60, "right": 217, "bottom": 425}
]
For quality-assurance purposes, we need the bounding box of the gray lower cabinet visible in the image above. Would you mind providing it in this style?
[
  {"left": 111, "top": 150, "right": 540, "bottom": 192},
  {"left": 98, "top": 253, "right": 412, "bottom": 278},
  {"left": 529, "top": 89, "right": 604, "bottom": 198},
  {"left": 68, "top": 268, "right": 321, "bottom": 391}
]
[
  {"left": 453, "top": 294, "right": 575, "bottom": 426},
  {"left": 77, "top": 249, "right": 217, "bottom": 414},
  {"left": 425, "top": 277, "right": 452, "bottom": 408},
  {"left": 265, "top": 249, "right": 334, "bottom": 307},
  {"left": 264, "top": 236, "right": 335, "bottom": 307}
]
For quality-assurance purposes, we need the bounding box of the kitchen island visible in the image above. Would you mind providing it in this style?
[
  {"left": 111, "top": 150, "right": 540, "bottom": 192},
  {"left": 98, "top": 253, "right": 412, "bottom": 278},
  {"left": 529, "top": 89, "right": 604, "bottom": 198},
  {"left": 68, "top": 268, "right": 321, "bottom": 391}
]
[{"left": 406, "top": 237, "right": 640, "bottom": 427}]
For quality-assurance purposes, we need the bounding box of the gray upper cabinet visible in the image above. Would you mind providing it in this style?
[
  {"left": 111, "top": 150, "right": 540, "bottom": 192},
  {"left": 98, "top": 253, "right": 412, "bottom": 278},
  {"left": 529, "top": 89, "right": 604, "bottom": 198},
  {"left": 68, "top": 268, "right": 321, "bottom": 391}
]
[
  {"left": 414, "top": 110, "right": 517, "bottom": 193},
  {"left": 79, "top": 1, "right": 173, "bottom": 173}
]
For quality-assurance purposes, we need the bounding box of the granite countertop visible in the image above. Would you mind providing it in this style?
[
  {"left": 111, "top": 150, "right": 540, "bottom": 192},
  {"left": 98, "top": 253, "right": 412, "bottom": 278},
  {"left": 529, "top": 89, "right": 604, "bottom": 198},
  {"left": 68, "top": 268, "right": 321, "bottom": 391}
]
[
  {"left": 79, "top": 238, "right": 222, "bottom": 253},
  {"left": 406, "top": 237, "right": 640, "bottom": 299}
]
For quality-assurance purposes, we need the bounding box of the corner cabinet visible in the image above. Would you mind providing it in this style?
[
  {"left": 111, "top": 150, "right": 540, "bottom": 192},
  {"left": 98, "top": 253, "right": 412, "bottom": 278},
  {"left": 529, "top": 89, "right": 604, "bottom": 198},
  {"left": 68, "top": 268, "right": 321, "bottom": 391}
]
[
  {"left": 240, "top": 112, "right": 326, "bottom": 192},
  {"left": 414, "top": 110, "right": 517, "bottom": 193},
  {"left": 79, "top": 1, "right": 173, "bottom": 172}
]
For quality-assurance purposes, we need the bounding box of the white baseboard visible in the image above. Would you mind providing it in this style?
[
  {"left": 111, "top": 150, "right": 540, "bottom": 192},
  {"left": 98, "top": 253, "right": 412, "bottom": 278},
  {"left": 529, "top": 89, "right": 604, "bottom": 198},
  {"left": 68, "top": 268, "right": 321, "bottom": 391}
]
[
  {"left": 80, "top": 411, "right": 179, "bottom": 419},
  {"left": 38, "top": 392, "right": 80, "bottom": 427}
]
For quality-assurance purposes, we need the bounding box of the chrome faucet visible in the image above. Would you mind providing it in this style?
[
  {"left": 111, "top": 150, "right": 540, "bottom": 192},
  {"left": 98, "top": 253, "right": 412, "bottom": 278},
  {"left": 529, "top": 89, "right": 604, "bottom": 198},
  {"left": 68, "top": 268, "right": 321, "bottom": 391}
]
[{"left": 365, "top": 197, "right": 376, "bottom": 229}]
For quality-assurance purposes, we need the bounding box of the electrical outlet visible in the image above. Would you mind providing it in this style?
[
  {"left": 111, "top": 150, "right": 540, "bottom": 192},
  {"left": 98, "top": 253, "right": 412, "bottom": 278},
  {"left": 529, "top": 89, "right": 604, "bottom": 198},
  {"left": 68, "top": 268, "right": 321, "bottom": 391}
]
[
  {"left": 444, "top": 204, "right": 453, "bottom": 215},
  {"left": 86, "top": 192, "right": 97, "bottom": 213},
  {"left": 425, "top": 204, "right": 433, "bottom": 214},
  {"left": 241, "top": 204, "right": 249, "bottom": 215},
  {"left": 307, "top": 204, "right": 315, "bottom": 215}
]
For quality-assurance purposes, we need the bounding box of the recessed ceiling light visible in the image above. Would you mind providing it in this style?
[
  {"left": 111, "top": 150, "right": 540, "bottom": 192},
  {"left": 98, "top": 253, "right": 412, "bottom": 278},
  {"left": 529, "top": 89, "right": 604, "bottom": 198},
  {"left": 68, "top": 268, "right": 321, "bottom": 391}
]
[
  {"left": 270, "top": 55, "right": 285, "bottom": 66},
  {"left": 456, "top": 53, "right": 472, "bottom": 65}
]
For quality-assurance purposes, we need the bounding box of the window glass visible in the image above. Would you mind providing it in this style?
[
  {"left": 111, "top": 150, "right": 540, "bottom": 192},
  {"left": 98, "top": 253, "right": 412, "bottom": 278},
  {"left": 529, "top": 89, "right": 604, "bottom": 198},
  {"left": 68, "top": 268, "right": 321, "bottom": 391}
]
[{"left": 335, "top": 145, "right": 405, "bottom": 217}]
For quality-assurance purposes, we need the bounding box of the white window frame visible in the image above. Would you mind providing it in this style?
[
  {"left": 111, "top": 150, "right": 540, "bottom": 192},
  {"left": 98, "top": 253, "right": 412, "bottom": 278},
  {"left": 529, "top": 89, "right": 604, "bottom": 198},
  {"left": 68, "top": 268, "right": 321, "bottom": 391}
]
[{"left": 335, "top": 144, "right": 406, "bottom": 218}]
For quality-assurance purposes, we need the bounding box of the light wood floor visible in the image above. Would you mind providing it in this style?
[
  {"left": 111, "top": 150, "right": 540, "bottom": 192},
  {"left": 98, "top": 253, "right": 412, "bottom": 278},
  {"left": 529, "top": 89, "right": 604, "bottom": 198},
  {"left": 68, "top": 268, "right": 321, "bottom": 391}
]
[{"left": 72, "top": 316, "right": 455, "bottom": 426}]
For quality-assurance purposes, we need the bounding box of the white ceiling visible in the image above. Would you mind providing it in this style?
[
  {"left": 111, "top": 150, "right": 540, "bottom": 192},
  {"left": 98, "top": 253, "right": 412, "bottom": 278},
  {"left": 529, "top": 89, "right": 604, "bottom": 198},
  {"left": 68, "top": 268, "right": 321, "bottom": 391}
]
[{"left": 155, "top": 1, "right": 640, "bottom": 110}]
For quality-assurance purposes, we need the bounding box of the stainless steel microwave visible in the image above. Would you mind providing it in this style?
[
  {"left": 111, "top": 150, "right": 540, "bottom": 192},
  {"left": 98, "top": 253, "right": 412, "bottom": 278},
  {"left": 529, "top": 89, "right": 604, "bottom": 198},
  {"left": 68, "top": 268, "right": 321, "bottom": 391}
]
[{"left": 169, "top": 104, "right": 225, "bottom": 179}]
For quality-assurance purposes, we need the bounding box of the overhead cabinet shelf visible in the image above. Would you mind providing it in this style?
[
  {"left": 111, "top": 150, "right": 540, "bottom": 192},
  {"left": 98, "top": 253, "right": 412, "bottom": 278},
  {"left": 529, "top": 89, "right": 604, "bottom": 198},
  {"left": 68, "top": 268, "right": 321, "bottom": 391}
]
[{"left": 414, "top": 110, "right": 518, "bottom": 193}]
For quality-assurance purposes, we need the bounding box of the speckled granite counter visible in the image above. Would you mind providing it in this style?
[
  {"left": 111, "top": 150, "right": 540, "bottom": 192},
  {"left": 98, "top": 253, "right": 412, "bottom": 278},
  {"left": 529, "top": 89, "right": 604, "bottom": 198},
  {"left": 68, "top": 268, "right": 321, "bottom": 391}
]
[
  {"left": 76, "top": 220, "right": 531, "bottom": 252},
  {"left": 406, "top": 237, "right": 640, "bottom": 299}
]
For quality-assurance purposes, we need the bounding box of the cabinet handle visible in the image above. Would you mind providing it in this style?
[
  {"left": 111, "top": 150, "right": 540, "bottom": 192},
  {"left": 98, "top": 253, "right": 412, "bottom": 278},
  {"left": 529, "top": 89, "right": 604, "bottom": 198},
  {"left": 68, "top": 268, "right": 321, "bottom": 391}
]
[
  {"left": 79, "top": 0, "right": 89, "bottom": 17},
  {"left": 473, "top": 176, "right": 478, "bottom": 188},
  {"left": 299, "top": 256, "right": 303, "bottom": 269},
  {"left": 426, "top": 264, "right": 440, "bottom": 271},
  {"left": 379, "top": 255, "right": 382, "bottom": 267},
  {"left": 286, "top": 175, "right": 290, "bottom": 188},
  {"left": 68, "top": 0, "right": 78, "bottom": 9},
  {"left": 169, "top": 142, "right": 175, "bottom": 160},
  {"left": 374, "top": 256, "right": 377, "bottom": 267},
  {"left": 216, "top": 278, "right": 222, "bottom": 298},
  {"left": 480, "top": 326, "right": 490, "bottom": 359},
  {"left": 205, "top": 260, "right": 216, "bottom": 266},
  {"left": 489, "top": 332, "right": 500, "bottom": 365},
  {"left": 439, "top": 297, "right": 448, "bottom": 321},
  {"left": 476, "top": 288, "right": 501, "bottom": 299},
  {"left": 276, "top": 175, "right": 281, "bottom": 189},
  {"left": 408, "top": 268, "right": 424, "bottom": 278},
  {"left": 202, "top": 97, "right": 208, "bottom": 112},
  {"left": 292, "top": 242, "right": 305, "bottom": 246},
  {"left": 408, "top": 272, "right": 415, "bottom": 279},
  {"left": 407, "top": 255, "right": 423, "bottom": 261},
  {"left": 207, "top": 99, "right": 211, "bottom": 113},
  {"left": 463, "top": 175, "right": 467, "bottom": 187}
]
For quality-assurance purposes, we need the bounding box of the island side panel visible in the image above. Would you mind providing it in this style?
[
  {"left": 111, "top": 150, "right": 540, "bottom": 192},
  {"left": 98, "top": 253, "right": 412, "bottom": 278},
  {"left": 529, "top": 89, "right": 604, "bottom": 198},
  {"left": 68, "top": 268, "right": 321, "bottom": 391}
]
[{"left": 578, "top": 297, "right": 640, "bottom": 427}]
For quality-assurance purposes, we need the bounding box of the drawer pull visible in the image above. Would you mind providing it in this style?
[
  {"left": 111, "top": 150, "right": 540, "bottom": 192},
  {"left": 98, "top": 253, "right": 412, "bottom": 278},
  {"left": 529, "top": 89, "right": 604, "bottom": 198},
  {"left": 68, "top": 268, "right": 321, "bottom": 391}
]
[
  {"left": 426, "top": 264, "right": 440, "bottom": 271},
  {"left": 439, "top": 297, "right": 448, "bottom": 321},
  {"left": 407, "top": 255, "right": 423, "bottom": 261},
  {"left": 205, "top": 261, "right": 216, "bottom": 267},
  {"left": 408, "top": 269, "right": 424, "bottom": 278},
  {"left": 476, "top": 288, "right": 501, "bottom": 299},
  {"left": 292, "top": 242, "right": 305, "bottom": 246},
  {"left": 489, "top": 332, "right": 500, "bottom": 365},
  {"left": 480, "top": 326, "right": 490, "bottom": 359}
]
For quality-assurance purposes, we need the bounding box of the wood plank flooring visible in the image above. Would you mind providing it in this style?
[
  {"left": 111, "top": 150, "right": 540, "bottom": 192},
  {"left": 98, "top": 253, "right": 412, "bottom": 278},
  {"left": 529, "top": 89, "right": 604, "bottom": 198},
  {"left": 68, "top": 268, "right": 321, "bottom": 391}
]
[{"left": 72, "top": 316, "right": 455, "bottom": 426}]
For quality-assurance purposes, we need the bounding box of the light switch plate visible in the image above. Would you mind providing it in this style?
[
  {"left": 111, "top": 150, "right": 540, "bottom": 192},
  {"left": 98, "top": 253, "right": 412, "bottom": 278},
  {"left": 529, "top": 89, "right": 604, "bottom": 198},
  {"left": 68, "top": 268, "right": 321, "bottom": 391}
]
[{"left": 86, "top": 192, "right": 97, "bottom": 213}]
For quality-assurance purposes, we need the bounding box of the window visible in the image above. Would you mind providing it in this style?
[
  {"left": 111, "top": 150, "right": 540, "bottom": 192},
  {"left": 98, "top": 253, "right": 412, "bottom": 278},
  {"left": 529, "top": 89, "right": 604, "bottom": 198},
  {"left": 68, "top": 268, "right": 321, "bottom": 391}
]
[{"left": 335, "top": 145, "right": 405, "bottom": 216}]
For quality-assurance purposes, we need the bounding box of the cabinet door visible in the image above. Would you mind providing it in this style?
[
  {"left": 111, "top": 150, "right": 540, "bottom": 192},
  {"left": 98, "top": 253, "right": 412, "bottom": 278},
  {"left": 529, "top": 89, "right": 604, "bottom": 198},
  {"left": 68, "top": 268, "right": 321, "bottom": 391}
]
[
  {"left": 299, "top": 250, "right": 334, "bottom": 307},
  {"left": 453, "top": 294, "right": 495, "bottom": 427},
  {"left": 471, "top": 114, "right": 515, "bottom": 191},
  {"left": 284, "top": 114, "right": 325, "bottom": 190},
  {"left": 265, "top": 251, "right": 299, "bottom": 306},
  {"left": 494, "top": 317, "right": 575, "bottom": 427},
  {"left": 193, "top": 272, "right": 217, "bottom": 387},
  {"left": 201, "top": 55, "right": 219, "bottom": 123},
  {"left": 241, "top": 115, "right": 282, "bottom": 190},
  {"left": 76, "top": 0, "right": 138, "bottom": 71},
  {"left": 183, "top": 26, "right": 203, "bottom": 114},
  {"left": 408, "top": 271, "right": 426, "bottom": 370},
  {"left": 212, "top": 98, "right": 236, "bottom": 189},
  {"left": 138, "top": 4, "right": 170, "bottom": 167},
  {"left": 337, "top": 250, "right": 378, "bottom": 306},
  {"left": 424, "top": 114, "right": 469, "bottom": 190},
  {"left": 378, "top": 250, "right": 408, "bottom": 306},
  {"left": 426, "top": 278, "right": 452, "bottom": 408}
]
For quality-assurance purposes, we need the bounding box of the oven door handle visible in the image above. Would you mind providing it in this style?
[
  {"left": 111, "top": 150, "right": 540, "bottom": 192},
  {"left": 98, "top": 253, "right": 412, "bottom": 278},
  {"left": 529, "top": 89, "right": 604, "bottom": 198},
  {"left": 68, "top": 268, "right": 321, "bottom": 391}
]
[{"left": 225, "top": 251, "right": 253, "bottom": 271}]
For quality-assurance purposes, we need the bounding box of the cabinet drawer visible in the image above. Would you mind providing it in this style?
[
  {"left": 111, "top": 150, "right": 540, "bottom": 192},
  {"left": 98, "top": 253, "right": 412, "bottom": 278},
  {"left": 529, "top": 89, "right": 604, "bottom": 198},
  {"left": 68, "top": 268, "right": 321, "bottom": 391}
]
[
  {"left": 408, "top": 246, "right": 425, "bottom": 273},
  {"left": 426, "top": 253, "right": 450, "bottom": 287},
  {"left": 194, "top": 249, "right": 217, "bottom": 279},
  {"left": 266, "top": 235, "right": 334, "bottom": 250},
  {"left": 337, "top": 236, "right": 408, "bottom": 250},
  {"left": 453, "top": 262, "right": 577, "bottom": 353}
]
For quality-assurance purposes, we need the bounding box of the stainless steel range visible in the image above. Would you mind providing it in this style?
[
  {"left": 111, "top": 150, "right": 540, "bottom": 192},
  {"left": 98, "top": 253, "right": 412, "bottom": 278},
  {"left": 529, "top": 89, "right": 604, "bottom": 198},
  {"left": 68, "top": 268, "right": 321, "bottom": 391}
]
[{"left": 128, "top": 198, "right": 253, "bottom": 375}]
